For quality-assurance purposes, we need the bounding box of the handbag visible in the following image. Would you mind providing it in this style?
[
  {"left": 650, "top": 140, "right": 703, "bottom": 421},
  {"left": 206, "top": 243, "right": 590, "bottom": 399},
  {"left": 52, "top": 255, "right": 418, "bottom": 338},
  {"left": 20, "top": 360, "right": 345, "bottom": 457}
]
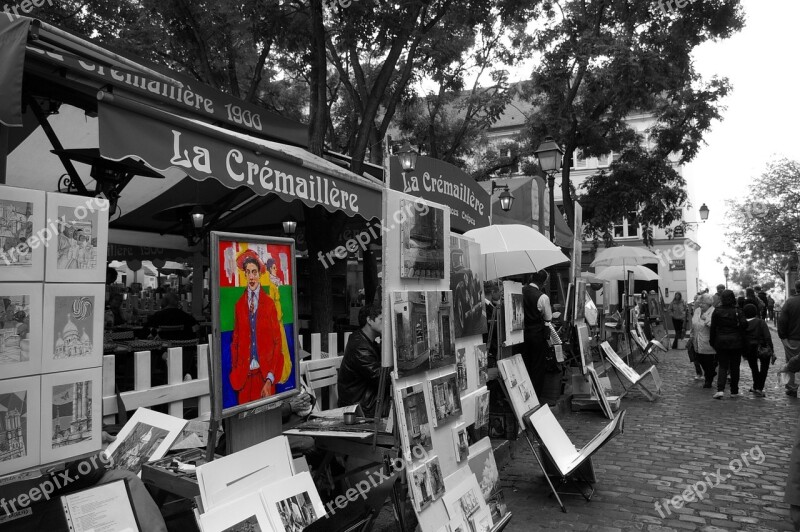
[{"left": 756, "top": 320, "right": 773, "bottom": 359}]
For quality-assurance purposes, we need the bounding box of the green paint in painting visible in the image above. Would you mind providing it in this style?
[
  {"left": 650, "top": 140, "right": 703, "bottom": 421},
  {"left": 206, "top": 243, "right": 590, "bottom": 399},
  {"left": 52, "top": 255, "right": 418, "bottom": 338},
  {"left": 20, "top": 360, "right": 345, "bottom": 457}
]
[{"left": 218, "top": 285, "right": 294, "bottom": 332}]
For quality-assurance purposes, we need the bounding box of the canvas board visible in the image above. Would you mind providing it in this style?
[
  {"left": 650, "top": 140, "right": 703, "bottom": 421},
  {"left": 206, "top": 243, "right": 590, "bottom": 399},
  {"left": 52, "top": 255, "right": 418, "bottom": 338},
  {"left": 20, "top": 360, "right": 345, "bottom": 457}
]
[
  {"left": 501, "top": 281, "right": 523, "bottom": 346},
  {"left": 409, "top": 461, "right": 434, "bottom": 512},
  {"left": 574, "top": 278, "right": 587, "bottom": 322},
  {"left": 456, "top": 348, "right": 468, "bottom": 395},
  {"left": 44, "top": 192, "right": 109, "bottom": 283},
  {"left": 497, "top": 354, "right": 539, "bottom": 430},
  {"left": 427, "top": 455, "right": 446, "bottom": 500},
  {"left": 210, "top": 233, "right": 299, "bottom": 418},
  {"left": 0, "top": 282, "right": 43, "bottom": 379},
  {"left": 441, "top": 474, "right": 490, "bottom": 528},
  {"left": 0, "top": 375, "right": 41, "bottom": 476},
  {"left": 198, "top": 491, "right": 273, "bottom": 532},
  {"left": 400, "top": 199, "right": 445, "bottom": 279},
  {"left": 0, "top": 186, "right": 46, "bottom": 282},
  {"left": 392, "top": 290, "right": 456, "bottom": 378},
  {"left": 40, "top": 367, "right": 102, "bottom": 464},
  {"left": 575, "top": 324, "right": 593, "bottom": 374},
  {"left": 474, "top": 389, "right": 490, "bottom": 429},
  {"left": 42, "top": 283, "right": 104, "bottom": 373},
  {"left": 197, "top": 435, "right": 295, "bottom": 510},
  {"left": 449, "top": 234, "right": 486, "bottom": 338},
  {"left": 426, "top": 291, "right": 457, "bottom": 373},
  {"left": 427, "top": 371, "right": 462, "bottom": 428},
  {"left": 587, "top": 366, "right": 613, "bottom": 420},
  {"left": 600, "top": 342, "right": 640, "bottom": 383},
  {"left": 468, "top": 437, "right": 507, "bottom": 524},
  {"left": 103, "top": 408, "right": 188, "bottom": 475},
  {"left": 452, "top": 423, "right": 468, "bottom": 463},
  {"left": 260, "top": 471, "right": 326, "bottom": 532},
  {"left": 395, "top": 381, "right": 433, "bottom": 460}
]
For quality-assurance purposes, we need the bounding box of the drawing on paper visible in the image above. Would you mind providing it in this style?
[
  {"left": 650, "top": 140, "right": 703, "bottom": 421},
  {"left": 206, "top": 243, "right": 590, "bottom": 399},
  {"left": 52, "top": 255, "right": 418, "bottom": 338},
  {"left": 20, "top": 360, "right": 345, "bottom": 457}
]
[
  {"left": 0, "top": 294, "right": 31, "bottom": 365},
  {"left": 51, "top": 380, "right": 92, "bottom": 448},
  {"left": 275, "top": 491, "right": 318, "bottom": 532},
  {"left": 0, "top": 390, "right": 28, "bottom": 464},
  {"left": 53, "top": 296, "right": 95, "bottom": 359}
]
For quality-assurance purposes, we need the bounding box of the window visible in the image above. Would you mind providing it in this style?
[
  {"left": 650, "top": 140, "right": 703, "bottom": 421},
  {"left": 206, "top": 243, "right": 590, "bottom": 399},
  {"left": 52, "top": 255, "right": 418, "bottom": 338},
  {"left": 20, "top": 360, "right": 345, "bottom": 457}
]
[
  {"left": 572, "top": 150, "right": 587, "bottom": 169},
  {"left": 612, "top": 212, "right": 640, "bottom": 238},
  {"left": 598, "top": 153, "right": 609, "bottom": 167}
]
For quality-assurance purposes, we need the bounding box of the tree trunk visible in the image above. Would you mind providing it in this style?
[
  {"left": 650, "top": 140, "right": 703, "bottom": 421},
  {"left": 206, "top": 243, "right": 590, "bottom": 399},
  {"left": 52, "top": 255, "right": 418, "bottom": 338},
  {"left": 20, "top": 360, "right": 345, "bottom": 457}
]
[
  {"left": 561, "top": 145, "right": 576, "bottom": 229},
  {"left": 308, "top": 0, "right": 327, "bottom": 155}
]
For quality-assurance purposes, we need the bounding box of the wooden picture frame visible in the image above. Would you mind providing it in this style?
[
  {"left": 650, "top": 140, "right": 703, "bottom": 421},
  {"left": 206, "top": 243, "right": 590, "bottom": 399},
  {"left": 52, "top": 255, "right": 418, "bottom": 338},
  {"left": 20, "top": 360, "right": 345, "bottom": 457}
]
[
  {"left": 44, "top": 192, "right": 109, "bottom": 283},
  {"left": 0, "top": 282, "right": 43, "bottom": 379},
  {"left": 42, "top": 283, "right": 104, "bottom": 373},
  {"left": 0, "top": 375, "right": 41, "bottom": 476},
  {"left": 40, "top": 367, "right": 102, "bottom": 464},
  {"left": 210, "top": 232, "right": 300, "bottom": 419},
  {"left": 0, "top": 186, "right": 46, "bottom": 282}
]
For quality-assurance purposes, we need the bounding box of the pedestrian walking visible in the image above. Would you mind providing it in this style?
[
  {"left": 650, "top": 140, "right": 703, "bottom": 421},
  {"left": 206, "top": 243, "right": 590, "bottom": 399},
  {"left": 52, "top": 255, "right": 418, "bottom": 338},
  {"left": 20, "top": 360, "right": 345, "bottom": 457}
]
[
  {"left": 690, "top": 293, "right": 716, "bottom": 386},
  {"left": 712, "top": 284, "right": 725, "bottom": 308},
  {"left": 710, "top": 289, "right": 747, "bottom": 399},
  {"left": 767, "top": 294, "right": 775, "bottom": 322},
  {"left": 668, "top": 292, "right": 689, "bottom": 349},
  {"left": 742, "top": 303, "right": 774, "bottom": 397},
  {"left": 746, "top": 287, "right": 765, "bottom": 317},
  {"left": 756, "top": 285, "right": 769, "bottom": 320},
  {"left": 778, "top": 280, "right": 800, "bottom": 398}
]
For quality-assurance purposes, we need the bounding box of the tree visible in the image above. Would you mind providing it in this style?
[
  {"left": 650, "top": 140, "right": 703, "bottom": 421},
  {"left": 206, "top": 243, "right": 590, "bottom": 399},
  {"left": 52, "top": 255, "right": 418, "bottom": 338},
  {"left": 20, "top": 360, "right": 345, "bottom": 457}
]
[
  {"left": 521, "top": 0, "right": 744, "bottom": 233},
  {"left": 725, "top": 158, "right": 800, "bottom": 285}
]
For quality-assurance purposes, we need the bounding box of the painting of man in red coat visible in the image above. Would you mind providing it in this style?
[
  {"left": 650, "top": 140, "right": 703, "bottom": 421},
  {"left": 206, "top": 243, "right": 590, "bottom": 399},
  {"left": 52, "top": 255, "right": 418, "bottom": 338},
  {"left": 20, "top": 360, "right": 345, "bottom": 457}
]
[{"left": 230, "top": 250, "right": 284, "bottom": 404}]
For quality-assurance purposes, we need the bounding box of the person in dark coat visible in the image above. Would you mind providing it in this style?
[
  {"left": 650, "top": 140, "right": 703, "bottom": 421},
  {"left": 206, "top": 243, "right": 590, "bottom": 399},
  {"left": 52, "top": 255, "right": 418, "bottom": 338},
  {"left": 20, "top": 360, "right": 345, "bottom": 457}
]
[
  {"left": 710, "top": 289, "right": 747, "bottom": 399},
  {"left": 522, "top": 270, "right": 552, "bottom": 399},
  {"left": 338, "top": 305, "right": 384, "bottom": 417},
  {"left": 755, "top": 285, "right": 769, "bottom": 320},
  {"left": 741, "top": 303, "right": 774, "bottom": 397},
  {"left": 779, "top": 280, "right": 800, "bottom": 398}
]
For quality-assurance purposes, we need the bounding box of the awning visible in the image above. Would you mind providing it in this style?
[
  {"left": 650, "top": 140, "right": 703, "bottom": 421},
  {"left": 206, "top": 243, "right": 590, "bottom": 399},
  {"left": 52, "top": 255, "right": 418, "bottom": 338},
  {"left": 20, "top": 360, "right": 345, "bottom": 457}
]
[
  {"left": 98, "top": 97, "right": 382, "bottom": 221},
  {"left": 0, "top": 17, "right": 30, "bottom": 126}
]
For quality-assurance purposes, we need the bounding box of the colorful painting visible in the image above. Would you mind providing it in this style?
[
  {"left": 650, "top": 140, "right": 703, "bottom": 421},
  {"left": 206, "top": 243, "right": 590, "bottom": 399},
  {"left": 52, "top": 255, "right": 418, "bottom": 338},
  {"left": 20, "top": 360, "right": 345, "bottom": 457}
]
[
  {"left": 0, "top": 376, "right": 40, "bottom": 476},
  {"left": 0, "top": 186, "right": 45, "bottom": 282},
  {"left": 41, "top": 368, "right": 102, "bottom": 464},
  {"left": 427, "top": 372, "right": 462, "bottom": 427},
  {"left": 400, "top": 200, "right": 445, "bottom": 279},
  {"left": 42, "top": 284, "right": 104, "bottom": 373},
  {"left": 0, "top": 283, "right": 42, "bottom": 379},
  {"left": 212, "top": 234, "right": 298, "bottom": 417},
  {"left": 45, "top": 192, "right": 109, "bottom": 283},
  {"left": 392, "top": 290, "right": 456, "bottom": 378},
  {"left": 450, "top": 235, "right": 486, "bottom": 338}
]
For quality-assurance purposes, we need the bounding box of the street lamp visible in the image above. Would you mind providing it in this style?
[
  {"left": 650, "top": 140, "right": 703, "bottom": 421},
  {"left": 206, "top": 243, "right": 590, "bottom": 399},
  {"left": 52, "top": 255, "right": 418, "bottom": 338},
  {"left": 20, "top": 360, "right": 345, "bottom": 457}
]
[
  {"left": 396, "top": 141, "right": 419, "bottom": 172},
  {"left": 723, "top": 266, "right": 729, "bottom": 289},
  {"left": 488, "top": 180, "right": 514, "bottom": 224},
  {"left": 699, "top": 203, "right": 709, "bottom": 221},
  {"left": 533, "top": 136, "right": 564, "bottom": 243}
]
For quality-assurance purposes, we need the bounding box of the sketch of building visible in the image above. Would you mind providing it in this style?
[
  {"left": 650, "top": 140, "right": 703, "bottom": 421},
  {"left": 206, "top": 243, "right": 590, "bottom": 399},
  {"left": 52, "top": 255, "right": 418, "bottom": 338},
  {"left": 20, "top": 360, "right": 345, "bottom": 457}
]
[
  {"left": 0, "top": 392, "right": 26, "bottom": 464},
  {"left": 0, "top": 200, "right": 33, "bottom": 266},
  {"left": 0, "top": 295, "right": 31, "bottom": 365},
  {"left": 52, "top": 380, "right": 92, "bottom": 448},
  {"left": 53, "top": 297, "right": 94, "bottom": 359}
]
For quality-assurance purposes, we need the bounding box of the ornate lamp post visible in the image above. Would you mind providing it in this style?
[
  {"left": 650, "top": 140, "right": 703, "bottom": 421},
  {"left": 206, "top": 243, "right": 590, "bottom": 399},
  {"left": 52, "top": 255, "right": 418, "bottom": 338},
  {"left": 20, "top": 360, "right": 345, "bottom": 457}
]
[
  {"left": 489, "top": 180, "right": 514, "bottom": 223},
  {"left": 723, "top": 265, "right": 729, "bottom": 289},
  {"left": 533, "top": 136, "right": 564, "bottom": 243}
]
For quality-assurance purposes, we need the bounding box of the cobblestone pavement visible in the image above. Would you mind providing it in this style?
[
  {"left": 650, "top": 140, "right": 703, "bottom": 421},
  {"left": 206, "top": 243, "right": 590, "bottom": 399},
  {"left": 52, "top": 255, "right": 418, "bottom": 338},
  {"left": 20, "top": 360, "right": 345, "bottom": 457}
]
[{"left": 501, "top": 326, "right": 797, "bottom": 532}]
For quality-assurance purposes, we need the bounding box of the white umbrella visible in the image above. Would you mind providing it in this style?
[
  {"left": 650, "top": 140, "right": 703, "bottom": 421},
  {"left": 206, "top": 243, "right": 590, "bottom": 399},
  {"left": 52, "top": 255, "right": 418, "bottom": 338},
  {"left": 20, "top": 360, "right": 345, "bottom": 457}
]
[
  {"left": 463, "top": 224, "right": 570, "bottom": 280},
  {"left": 596, "top": 265, "right": 660, "bottom": 282},
  {"left": 591, "top": 246, "right": 659, "bottom": 268}
]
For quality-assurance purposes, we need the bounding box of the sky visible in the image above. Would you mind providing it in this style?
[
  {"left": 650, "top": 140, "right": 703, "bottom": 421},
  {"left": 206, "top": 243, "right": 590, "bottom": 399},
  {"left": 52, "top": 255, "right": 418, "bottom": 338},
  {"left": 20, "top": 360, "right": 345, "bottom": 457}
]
[{"left": 684, "top": 0, "right": 800, "bottom": 287}]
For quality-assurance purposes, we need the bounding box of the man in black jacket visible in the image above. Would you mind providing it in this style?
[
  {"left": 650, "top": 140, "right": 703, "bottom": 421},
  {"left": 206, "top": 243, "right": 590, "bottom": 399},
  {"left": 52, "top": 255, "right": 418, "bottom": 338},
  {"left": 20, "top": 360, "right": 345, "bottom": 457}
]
[
  {"left": 338, "top": 305, "right": 384, "bottom": 416},
  {"left": 522, "top": 270, "right": 552, "bottom": 399},
  {"left": 710, "top": 289, "right": 747, "bottom": 399},
  {"left": 779, "top": 280, "right": 800, "bottom": 397}
]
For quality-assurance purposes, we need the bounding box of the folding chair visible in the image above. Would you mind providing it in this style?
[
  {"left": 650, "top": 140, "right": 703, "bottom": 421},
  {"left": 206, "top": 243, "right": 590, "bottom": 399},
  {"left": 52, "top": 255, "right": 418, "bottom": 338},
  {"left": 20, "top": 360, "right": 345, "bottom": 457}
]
[
  {"left": 630, "top": 328, "right": 665, "bottom": 366},
  {"left": 522, "top": 404, "right": 626, "bottom": 512},
  {"left": 599, "top": 342, "right": 662, "bottom": 401}
]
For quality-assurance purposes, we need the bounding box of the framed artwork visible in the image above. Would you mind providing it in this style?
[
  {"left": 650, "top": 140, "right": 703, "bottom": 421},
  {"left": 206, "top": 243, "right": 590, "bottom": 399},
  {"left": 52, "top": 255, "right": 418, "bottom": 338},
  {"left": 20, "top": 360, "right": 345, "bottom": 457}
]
[
  {"left": 474, "top": 389, "right": 490, "bottom": 429},
  {"left": 260, "top": 471, "right": 326, "bottom": 532},
  {"left": 198, "top": 491, "right": 272, "bottom": 532},
  {"left": 502, "top": 281, "right": 523, "bottom": 346},
  {"left": 0, "top": 186, "right": 46, "bottom": 282},
  {"left": 450, "top": 235, "right": 486, "bottom": 338},
  {"left": 475, "top": 344, "right": 488, "bottom": 387},
  {"left": 42, "top": 284, "right": 104, "bottom": 373},
  {"left": 400, "top": 199, "right": 445, "bottom": 279},
  {"left": 392, "top": 290, "right": 456, "bottom": 378},
  {"left": 396, "top": 382, "right": 433, "bottom": 459},
  {"left": 452, "top": 423, "right": 468, "bottom": 463},
  {"left": 44, "top": 192, "right": 109, "bottom": 283},
  {"left": 409, "top": 461, "right": 434, "bottom": 512},
  {"left": 0, "top": 283, "right": 43, "bottom": 379},
  {"left": 0, "top": 375, "right": 41, "bottom": 476},
  {"left": 468, "top": 437, "right": 508, "bottom": 524},
  {"left": 426, "top": 371, "right": 462, "bottom": 428},
  {"left": 576, "top": 324, "right": 592, "bottom": 374},
  {"left": 103, "top": 408, "right": 187, "bottom": 475},
  {"left": 40, "top": 367, "right": 102, "bottom": 464},
  {"left": 211, "top": 233, "right": 299, "bottom": 418}
]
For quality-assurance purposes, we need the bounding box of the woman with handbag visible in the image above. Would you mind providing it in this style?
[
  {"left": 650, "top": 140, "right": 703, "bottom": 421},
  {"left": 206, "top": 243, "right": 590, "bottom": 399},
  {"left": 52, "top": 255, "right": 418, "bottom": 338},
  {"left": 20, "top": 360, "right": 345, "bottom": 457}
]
[
  {"left": 691, "top": 293, "right": 717, "bottom": 386},
  {"left": 669, "top": 292, "right": 689, "bottom": 349},
  {"left": 742, "top": 303, "right": 774, "bottom": 397},
  {"left": 710, "top": 289, "right": 748, "bottom": 399}
]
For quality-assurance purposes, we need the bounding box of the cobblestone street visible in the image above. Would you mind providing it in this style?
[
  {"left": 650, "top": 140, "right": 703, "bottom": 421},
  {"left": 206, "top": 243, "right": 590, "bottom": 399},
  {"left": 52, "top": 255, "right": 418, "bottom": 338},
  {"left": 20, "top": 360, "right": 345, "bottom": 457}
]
[{"left": 502, "top": 326, "right": 797, "bottom": 531}]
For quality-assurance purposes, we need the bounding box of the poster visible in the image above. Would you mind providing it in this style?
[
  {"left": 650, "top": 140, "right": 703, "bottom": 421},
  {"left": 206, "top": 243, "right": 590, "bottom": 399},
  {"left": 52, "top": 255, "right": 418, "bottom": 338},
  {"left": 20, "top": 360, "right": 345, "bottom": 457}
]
[
  {"left": 400, "top": 199, "right": 445, "bottom": 279},
  {"left": 0, "top": 186, "right": 46, "bottom": 282},
  {"left": 0, "top": 375, "right": 40, "bottom": 476},
  {"left": 211, "top": 233, "right": 299, "bottom": 418},
  {"left": 44, "top": 192, "right": 109, "bottom": 283},
  {"left": 0, "top": 283, "right": 43, "bottom": 379},
  {"left": 450, "top": 235, "right": 486, "bottom": 338},
  {"left": 42, "top": 284, "right": 104, "bottom": 373}
]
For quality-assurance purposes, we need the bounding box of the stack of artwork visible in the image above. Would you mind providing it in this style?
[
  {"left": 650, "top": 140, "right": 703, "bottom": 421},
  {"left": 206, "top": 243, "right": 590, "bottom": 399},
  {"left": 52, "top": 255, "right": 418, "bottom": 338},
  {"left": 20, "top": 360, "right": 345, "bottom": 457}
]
[{"left": 0, "top": 187, "right": 108, "bottom": 476}]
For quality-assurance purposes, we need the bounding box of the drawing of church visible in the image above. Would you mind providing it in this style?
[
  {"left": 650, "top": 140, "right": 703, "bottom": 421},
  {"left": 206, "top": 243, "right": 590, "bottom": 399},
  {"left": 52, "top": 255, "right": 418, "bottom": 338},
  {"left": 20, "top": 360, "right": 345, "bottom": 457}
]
[
  {"left": 54, "top": 314, "right": 93, "bottom": 359},
  {"left": 52, "top": 381, "right": 92, "bottom": 448},
  {"left": 0, "top": 406, "right": 26, "bottom": 463}
]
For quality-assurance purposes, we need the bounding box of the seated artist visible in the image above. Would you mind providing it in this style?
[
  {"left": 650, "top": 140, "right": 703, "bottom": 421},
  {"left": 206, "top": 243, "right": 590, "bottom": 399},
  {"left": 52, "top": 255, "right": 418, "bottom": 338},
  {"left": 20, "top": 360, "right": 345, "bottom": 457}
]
[
  {"left": 145, "top": 293, "right": 199, "bottom": 340},
  {"left": 338, "top": 305, "right": 388, "bottom": 418}
]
